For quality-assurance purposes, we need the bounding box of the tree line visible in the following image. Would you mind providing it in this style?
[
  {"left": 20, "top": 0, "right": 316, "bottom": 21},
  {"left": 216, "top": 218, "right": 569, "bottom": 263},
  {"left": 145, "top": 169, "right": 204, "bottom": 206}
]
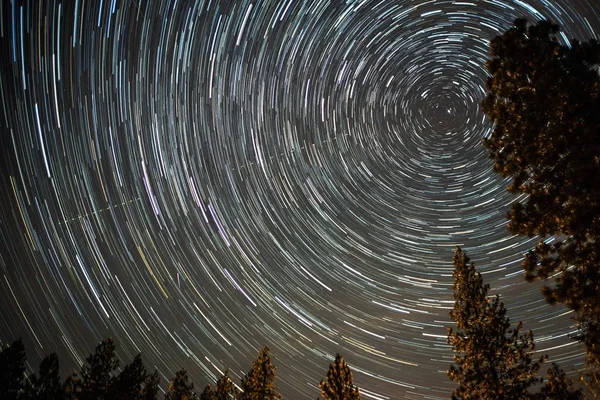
[
  {"left": 0, "top": 337, "right": 362, "bottom": 400},
  {"left": 2, "top": 15, "right": 600, "bottom": 400},
  {"left": 0, "top": 246, "right": 590, "bottom": 399}
]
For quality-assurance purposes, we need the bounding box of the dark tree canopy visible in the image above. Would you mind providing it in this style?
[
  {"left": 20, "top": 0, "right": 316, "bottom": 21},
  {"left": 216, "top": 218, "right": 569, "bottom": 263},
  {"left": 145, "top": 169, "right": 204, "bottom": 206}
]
[
  {"left": 239, "top": 346, "right": 281, "bottom": 400},
  {"left": 319, "top": 354, "right": 361, "bottom": 400},
  {"left": 142, "top": 370, "right": 161, "bottom": 400},
  {"left": 25, "top": 353, "right": 61, "bottom": 400},
  {"left": 79, "top": 338, "right": 120, "bottom": 400},
  {"left": 5, "top": 330, "right": 582, "bottom": 399},
  {"left": 165, "top": 369, "right": 198, "bottom": 400},
  {"left": 534, "top": 363, "right": 583, "bottom": 400},
  {"left": 0, "top": 338, "right": 27, "bottom": 400},
  {"left": 112, "top": 353, "right": 149, "bottom": 400},
  {"left": 214, "top": 370, "right": 239, "bottom": 400},
  {"left": 447, "top": 247, "right": 546, "bottom": 399},
  {"left": 482, "top": 17, "right": 600, "bottom": 371},
  {"left": 62, "top": 373, "right": 82, "bottom": 400},
  {"left": 200, "top": 384, "right": 215, "bottom": 400}
]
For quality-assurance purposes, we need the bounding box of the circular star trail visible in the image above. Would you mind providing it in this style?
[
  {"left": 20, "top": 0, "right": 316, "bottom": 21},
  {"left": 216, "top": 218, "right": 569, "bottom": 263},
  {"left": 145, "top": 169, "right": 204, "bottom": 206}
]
[{"left": 1, "top": 1, "right": 599, "bottom": 398}]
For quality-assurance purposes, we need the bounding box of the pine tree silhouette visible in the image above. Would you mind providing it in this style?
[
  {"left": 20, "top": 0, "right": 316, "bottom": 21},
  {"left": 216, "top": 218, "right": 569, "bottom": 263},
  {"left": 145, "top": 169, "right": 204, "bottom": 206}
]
[
  {"left": 447, "top": 247, "right": 545, "bottom": 399},
  {"left": 482, "top": 18, "right": 600, "bottom": 391},
  {"left": 112, "top": 353, "right": 149, "bottom": 400},
  {"left": 0, "top": 338, "right": 26, "bottom": 400},
  {"left": 142, "top": 370, "right": 161, "bottom": 400},
  {"left": 319, "top": 354, "right": 361, "bottom": 400},
  {"left": 239, "top": 347, "right": 281, "bottom": 400},
  {"left": 165, "top": 369, "right": 198, "bottom": 400},
  {"left": 79, "top": 338, "right": 119, "bottom": 400},
  {"left": 200, "top": 384, "right": 215, "bottom": 400},
  {"left": 25, "top": 353, "right": 61, "bottom": 400},
  {"left": 62, "top": 372, "right": 82, "bottom": 400},
  {"left": 535, "top": 364, "right": 583, "bottom": 400},
  {"left": 214, "top": 370, "right": 239, "bottom": 400}
]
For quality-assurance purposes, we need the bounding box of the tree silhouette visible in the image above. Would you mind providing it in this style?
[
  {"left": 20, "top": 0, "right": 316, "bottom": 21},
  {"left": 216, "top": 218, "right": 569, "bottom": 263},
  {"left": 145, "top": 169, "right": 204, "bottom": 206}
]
[
  {"left": 165, "top": 369, "right": 197, "bottom": 400},
  {"left": 112, "top": 353, "right": 149, "bottom": 400},
  {"left": 0, "top": 338, "right": 26, "bottom": 400},
  {"left": 199, "top": 384, "right": 215, "bottom": 400},
  {"left": 319, "top": 354, "right": 361, "bottom": 400},
  {"left": 62, "top": 372, "right": 82, "bottom": 400},
  {"left": 482, "top": 17, "right": 600, "bottom": 384},
  {"left": 239, "top": 347, "right": 281, "bottom": 400},
  {"left": 79, "top": 338, "right": 119, "bottom": 400},
  {"left": 25, "top": 353, "right": 61, "bottom": 400},
  {"left": 447, "top": 247, "right": 545, "bottom": 399},
  {"left": 141, "top": 370, "right": 161, "bottom": 400},
  {"left": 582, "top": 358, "right": 600, "bottom": 399},
  {"left": 214, "top": 370, "right": 239, "bottom": 400},
  {"left": 534, "top": 364, "right": 583, "bottom": 400}
]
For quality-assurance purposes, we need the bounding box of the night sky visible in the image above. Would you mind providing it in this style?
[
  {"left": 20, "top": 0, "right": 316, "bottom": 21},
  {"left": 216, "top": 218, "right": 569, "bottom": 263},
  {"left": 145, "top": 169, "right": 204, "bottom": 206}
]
[{"left": 1, "top": 0, "right": 599, "bottom": 399}]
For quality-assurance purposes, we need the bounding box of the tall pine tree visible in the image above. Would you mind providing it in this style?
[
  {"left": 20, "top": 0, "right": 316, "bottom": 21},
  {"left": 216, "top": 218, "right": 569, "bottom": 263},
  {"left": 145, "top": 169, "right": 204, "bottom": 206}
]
[
  {"left": 79, "top": 338, "right": 119, "bottom": 400},
  {"left": 447, "top": 247, "right": 545, "bottom": 399},
  {"left": 319, "top": 354, "right": 361, "bottom": 400},
  {"left": 239, "top": 347, "right": 281, "bottom": 400}
]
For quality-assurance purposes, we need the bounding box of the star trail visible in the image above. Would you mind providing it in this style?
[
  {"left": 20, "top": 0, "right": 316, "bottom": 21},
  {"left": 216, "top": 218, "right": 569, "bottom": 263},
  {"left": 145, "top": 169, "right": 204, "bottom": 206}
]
[{"left": 1, "top": 0, "right": 599, "bottom": 398}]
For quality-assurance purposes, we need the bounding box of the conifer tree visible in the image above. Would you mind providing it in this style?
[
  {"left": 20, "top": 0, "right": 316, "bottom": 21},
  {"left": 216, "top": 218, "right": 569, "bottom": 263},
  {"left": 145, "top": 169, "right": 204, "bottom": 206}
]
[
  {"left": 26, "top": 353, "right": 61, "bottom": 400},
  {"left": 79, "top": 338, "right": 119, "bottom": 400},
  {"left": 447, "top": 247, "right": 545, "bottom": 399},
  {"left": 214, "top": 370, "right": 239, "bottom": 400},
  {"left": 165, "top": 369, "right": 198, "bottom": 400},
  {"left": 239, "top": 347, "right": 281, "bottom": 400},
  {"left": 0, "top": 338, "right": 26, "bottom": 400},
  {"left": 319, "top": 354, "right": 361, "bottom": 400},
  {"left": 200, "top": 384, "right": 215, "bottom": 400},
  {"left": 62, "top": 373, "right": 82, "bottom": 400},
  {"left": 579, "top": 318, "right": 600, "bottom": 398},
  {"left": 481, "top": 17, "right": 600, "bottom": 386},
  {"left": 535, "top": 364, "right": 583, "bottom": 400},
  {"left": 141, "top": 370, "right": 161, "bottom": 400},
  {"left": 112, "top": 353, "right": 148, "bottom": 400}
]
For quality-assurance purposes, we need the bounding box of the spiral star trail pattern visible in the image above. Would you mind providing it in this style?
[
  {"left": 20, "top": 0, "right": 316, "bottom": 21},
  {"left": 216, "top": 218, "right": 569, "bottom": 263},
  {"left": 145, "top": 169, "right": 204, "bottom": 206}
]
[{"left": 1, "top": 0, "right": 599, "bottom": 398}]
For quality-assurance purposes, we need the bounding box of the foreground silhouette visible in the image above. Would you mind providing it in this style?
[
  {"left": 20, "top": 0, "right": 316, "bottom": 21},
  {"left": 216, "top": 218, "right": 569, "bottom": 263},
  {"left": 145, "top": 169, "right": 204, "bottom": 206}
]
[
  {"left": 319, "top": 354, "right": 361, "bottom": 400},
  {"left": 2, "top": 248, "right": 591, "bottom": 399},
  {"left": 482, "top": 18, "right": 600, "bottom": 394},
  {"left": 0, "top": 338, "right": 358, "bottom": 399},
  {"left": 448, "top": 247, "right": 581, "bottom": 400}
]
